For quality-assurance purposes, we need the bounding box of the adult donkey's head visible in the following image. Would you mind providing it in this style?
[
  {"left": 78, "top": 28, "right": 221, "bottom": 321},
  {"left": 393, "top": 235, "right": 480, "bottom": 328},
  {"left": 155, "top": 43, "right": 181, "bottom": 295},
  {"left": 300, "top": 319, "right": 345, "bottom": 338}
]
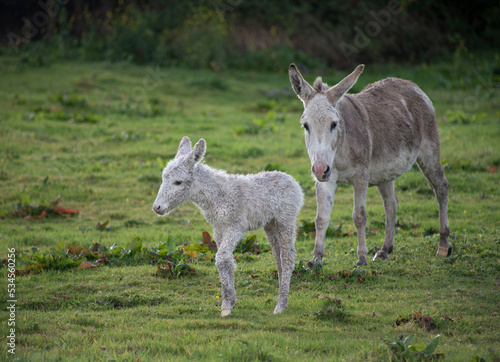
[{"left": 289, "top": 64, "right": 364, "bottom": 182}]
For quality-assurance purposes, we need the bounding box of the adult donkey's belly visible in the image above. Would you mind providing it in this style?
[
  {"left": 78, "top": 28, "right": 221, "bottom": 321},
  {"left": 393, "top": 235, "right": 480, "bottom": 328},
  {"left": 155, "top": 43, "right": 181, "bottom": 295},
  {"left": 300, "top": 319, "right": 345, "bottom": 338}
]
[{"left": 368, "top": 146, "right": 420, "bottom": 186}]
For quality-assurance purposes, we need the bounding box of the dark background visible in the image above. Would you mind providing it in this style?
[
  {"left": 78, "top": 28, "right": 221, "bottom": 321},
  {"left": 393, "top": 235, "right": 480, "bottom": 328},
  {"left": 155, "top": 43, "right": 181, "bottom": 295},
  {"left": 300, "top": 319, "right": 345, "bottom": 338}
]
[{"left": 1, "top": 0, "right": 499, "bottom": 70}]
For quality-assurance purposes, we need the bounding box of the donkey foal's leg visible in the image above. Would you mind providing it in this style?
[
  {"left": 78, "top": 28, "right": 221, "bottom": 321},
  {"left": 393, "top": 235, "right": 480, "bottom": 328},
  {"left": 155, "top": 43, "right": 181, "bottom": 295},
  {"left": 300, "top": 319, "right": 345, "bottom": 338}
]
[
  {"left": 273, "top": 225, "right": 296, "bottom": 314},
  {"left": 265, "top": 222, "right": 282, "bottom": 284},
  {"left": 215, "top": 233, "right": 242, "bottom": 317},
  {"left": 312, "top": 178, "right": 337, "bottom": 267},
  {"left": 374, "top": 181, "right": 398, "bottom": 260}
]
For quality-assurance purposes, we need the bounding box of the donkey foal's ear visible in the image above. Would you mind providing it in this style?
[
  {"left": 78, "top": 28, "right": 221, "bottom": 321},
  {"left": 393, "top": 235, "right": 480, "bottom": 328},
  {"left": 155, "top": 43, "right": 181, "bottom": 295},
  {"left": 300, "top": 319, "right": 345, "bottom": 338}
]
[
  {"left": 176, "top": 136, "right": 192, "bottom": 158},
  {"left": 192, "top": 139, "right": 206, "bottom": 163}
]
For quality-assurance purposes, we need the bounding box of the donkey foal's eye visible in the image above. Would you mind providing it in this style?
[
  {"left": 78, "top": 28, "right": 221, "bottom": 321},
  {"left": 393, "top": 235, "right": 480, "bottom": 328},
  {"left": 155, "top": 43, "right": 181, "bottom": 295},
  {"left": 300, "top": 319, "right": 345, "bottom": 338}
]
[
  {"left": 330, "top": 122, "right": 337, "bottom": 131},
  {"left": 303, "top": 123, "right": 310, "bottom": 132},
  {"left": 173, "top": 181, "right": 182, "bottom": 186}
]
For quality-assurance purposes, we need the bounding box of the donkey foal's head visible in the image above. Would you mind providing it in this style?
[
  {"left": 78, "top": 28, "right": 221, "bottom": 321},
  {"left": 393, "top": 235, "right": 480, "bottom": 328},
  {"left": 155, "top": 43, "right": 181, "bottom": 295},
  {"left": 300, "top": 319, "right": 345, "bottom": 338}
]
[
  {"left": 289, "top": 64, "right": 364, "bottom": 182},
  {"left": 153, "top": 136, "right": 206, "bottom": 215}
]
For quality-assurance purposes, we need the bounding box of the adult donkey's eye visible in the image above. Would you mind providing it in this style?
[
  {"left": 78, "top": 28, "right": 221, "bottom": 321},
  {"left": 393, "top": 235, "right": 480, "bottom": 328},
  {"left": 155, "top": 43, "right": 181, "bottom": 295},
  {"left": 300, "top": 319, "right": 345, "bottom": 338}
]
[
  {"left": 303, "top": 123, "right": 310, "bottom": 132},
  {"left": 173, "top": 180, "right": 182, "bottom": 186},
  {"left": 330, "top": 122, "right": 337, "bottom": 131}
]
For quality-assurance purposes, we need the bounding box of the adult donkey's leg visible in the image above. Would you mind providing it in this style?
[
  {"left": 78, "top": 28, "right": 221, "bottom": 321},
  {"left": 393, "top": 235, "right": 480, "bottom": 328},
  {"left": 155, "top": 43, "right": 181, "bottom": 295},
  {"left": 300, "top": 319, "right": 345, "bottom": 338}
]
[
  {"left": 311, "top": 177, "right": 337, "bottom": 267},
  {"left": 417, "top": 147, "right": 451, "bottom": 257},
  {"left": 373, "top": 181, "right": 398, "bottom": 260},
  {"left": 353, "top": 178, "right": 369, "bottom": 266}
]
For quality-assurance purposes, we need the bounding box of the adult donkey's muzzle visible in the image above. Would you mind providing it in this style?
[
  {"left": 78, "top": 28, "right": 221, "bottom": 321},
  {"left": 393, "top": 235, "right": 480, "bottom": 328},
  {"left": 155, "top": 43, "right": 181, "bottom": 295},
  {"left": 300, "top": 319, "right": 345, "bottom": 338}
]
[{"left": 312, "top": 160, "right": 331, "bottom": 181}]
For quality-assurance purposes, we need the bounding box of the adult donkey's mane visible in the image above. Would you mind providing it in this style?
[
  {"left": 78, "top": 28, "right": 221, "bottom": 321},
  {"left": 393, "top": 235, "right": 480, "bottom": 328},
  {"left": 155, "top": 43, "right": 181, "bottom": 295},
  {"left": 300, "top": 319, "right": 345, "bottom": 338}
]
[{"left": 289, "top": 64, "right": 451, "bottom": 266}]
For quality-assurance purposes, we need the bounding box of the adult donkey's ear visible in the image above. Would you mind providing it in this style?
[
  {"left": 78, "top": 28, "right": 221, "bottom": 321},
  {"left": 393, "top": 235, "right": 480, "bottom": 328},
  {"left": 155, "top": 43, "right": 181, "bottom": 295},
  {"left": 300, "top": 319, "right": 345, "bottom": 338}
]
[
  {"left": 176, "top": 136, "right": 192, "bottom": 158},
  {"left": 289, "top": 64, "right": 315, "bottom": 106},
  {"left": 326, "top": 64, "right": 364, "bottom": 105}
]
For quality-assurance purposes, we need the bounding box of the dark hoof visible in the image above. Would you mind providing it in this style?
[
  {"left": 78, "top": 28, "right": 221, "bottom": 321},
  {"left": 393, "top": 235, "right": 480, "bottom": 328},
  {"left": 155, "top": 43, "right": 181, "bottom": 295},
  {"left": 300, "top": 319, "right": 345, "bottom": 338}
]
[
  {"left": 308, "top": 259, "right": 323, "bottom": 270},
  {"left": 447, "top": 245, "right": 452, "bottom": 257},
  {"left": 356, "top": 259, "right": 368, "bottom": 267},
  {"left": 372, "top": 250, "right": 388, "bottom": 261}
]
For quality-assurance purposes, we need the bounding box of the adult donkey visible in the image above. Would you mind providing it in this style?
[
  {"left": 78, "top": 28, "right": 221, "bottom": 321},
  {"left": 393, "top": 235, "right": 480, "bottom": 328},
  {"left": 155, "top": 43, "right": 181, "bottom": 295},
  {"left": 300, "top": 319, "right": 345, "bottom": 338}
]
[{"left": 289, "top": 64, "right": 451, "bottom": 266}]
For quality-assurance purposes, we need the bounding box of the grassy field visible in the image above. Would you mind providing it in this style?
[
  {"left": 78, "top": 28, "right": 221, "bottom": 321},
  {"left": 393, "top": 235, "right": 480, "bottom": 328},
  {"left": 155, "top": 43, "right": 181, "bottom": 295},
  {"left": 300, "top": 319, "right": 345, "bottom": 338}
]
[{"left": 0, "top": 54, "right": 499, "bottom": 361}]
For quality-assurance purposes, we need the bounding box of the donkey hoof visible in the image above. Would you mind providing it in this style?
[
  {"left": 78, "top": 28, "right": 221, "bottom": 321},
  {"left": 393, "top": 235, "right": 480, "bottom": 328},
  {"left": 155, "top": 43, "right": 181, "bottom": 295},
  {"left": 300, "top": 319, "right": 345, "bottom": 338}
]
[
  {"left": 357, "top": 257, "right": 368, "bottom": 266},
  {"left": 372, "top": 250, "right": 388, "bottom": 261},
  {"left": 221, "top": 309, "right": 231, "bottom": 317},
  {"left": 308, "top": 259, "right": 323, "bottom": 269},
  {"left": 437, "top": 245, "right": 452, "bottom": 257}
]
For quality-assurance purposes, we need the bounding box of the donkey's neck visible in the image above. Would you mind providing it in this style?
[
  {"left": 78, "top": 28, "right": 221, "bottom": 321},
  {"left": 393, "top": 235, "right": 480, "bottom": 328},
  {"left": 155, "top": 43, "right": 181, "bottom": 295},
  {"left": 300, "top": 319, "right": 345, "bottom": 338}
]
[
  {"left": 190, "top": 163, "right": 226, "bottom": 213},
  {"left": 332, "top": 95, "right": 363, "bottom": 167},
  {"left": 335, "top": 97, "right": 350, "bottom": 148}
]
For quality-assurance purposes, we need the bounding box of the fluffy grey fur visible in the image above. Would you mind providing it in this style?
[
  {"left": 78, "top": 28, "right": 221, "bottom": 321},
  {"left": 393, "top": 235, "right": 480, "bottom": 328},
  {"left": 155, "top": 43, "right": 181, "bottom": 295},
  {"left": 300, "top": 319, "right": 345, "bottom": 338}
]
[
  {"left": 289, "top": 64, "right": 451, "bottom": 266},
  {"left": 153, "top": 137, "right": 304, "bottom": 317}
]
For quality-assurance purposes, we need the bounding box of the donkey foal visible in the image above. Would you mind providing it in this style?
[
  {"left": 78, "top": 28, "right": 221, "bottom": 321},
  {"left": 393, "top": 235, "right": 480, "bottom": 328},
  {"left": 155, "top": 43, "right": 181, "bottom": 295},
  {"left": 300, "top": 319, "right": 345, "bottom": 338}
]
[{"left": 153, "top": 137, "right": 304, "bottom": 317}]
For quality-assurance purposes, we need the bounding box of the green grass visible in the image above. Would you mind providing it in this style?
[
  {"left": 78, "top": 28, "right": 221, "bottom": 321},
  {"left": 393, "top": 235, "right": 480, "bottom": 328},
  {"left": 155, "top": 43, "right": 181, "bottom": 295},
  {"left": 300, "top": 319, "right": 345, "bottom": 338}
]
[{"left": 0, "top": 54, "right": 499, "bottom": 361}]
